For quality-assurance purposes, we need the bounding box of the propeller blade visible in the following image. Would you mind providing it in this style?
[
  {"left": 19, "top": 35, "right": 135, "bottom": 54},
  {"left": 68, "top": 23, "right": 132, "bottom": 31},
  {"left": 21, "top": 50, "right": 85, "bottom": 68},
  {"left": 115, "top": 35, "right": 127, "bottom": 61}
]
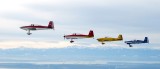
[{"left": 64, "top": 35, "right": 65, "bottom": 40}]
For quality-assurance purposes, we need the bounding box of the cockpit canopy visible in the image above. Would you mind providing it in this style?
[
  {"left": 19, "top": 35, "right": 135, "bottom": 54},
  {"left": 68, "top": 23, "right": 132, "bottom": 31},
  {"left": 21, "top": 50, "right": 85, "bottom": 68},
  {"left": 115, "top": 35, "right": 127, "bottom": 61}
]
[{"left": 30, "top": 24, "right": 41, "bottom": 26}]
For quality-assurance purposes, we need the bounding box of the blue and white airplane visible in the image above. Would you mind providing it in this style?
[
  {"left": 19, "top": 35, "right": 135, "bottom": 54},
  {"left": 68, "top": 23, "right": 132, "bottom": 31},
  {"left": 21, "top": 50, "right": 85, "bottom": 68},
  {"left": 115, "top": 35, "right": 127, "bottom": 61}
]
[{"left": 125, "top": 37, "right": 149, "bottom": 47}]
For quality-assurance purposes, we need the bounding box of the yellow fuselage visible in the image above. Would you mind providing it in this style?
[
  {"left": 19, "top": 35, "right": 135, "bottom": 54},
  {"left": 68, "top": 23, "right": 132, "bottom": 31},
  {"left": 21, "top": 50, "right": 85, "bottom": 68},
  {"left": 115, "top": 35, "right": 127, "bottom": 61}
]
[{"left": 97, "top": 37, "right": 122, "bottom": 42}]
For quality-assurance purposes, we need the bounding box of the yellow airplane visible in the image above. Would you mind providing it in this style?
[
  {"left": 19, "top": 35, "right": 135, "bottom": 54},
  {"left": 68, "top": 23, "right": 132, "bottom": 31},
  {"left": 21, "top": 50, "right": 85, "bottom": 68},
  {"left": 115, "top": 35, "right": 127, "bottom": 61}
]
[{"left": 97, "top": 34, "right": 123, "bottom": 45}]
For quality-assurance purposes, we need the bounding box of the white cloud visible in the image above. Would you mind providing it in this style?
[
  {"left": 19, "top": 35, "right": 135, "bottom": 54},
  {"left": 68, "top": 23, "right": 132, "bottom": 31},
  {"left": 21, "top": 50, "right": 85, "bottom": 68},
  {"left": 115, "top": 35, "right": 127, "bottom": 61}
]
[
  {"left": 0, "top": 0, "right": 159, "bottom": 50},
  {"left": 0, "top": 40, "right": 77, "bottom": 49},
  {"left": 0, "top": 39, "right": 159, "bottom": 50}
]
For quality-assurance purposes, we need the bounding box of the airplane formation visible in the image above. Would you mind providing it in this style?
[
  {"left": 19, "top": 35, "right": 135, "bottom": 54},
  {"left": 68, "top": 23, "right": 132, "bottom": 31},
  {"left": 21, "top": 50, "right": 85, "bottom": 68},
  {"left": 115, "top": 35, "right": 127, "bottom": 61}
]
[{"left": 20, "top": 21, "right": 149, "bottom": 47}]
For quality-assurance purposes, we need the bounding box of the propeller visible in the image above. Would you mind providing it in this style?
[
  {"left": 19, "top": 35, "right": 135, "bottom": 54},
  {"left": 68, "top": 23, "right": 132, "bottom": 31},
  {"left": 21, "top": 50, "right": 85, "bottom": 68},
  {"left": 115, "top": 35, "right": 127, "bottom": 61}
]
[{"left": 64, "top": 34, "right": 66, "bottom": 40}]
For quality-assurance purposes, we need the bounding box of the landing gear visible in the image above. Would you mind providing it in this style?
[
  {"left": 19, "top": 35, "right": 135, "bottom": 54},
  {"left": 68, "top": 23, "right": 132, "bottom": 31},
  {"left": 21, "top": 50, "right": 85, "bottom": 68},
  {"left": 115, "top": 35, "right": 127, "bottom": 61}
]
[
  {"left": 70, "top": 39, "right": 74, "bottom": 43},
  {"left": 129, "top": 44, "right": 132, "bottom": 47},
  {"left": 27, "top": 33, "right": 32, "bottom": 35},
  {"left": 102, "top": 42, "right": 105, "bottom": 45},
  {"left": 70, "top": 40, "right": 74, "bottom": 43},
  {"left": 27, "top": 30, "right": 32, "bottom": 35}
]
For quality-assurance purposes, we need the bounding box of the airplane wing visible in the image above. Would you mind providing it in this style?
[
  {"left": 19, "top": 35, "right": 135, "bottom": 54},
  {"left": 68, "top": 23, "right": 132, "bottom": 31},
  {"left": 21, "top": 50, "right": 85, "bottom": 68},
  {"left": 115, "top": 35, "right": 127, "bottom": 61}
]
[
  {"left": 21, "top": 27, "right": 36, "bottom": 30},
  {"left": 66, "top": 37, "right": 78, "bottom": 39},
  {"left": 66, "top": 36, "right": 87, "bottom": 39},
  {"left": 27, "top": 27, "right": 36, "bottom": 30}
]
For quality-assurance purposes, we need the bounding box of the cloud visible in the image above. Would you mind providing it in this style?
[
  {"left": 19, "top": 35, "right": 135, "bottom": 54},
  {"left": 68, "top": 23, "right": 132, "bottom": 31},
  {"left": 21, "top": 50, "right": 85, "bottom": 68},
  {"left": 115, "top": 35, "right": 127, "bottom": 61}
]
[
  {"left": 0, "top": 40, "right": 77, "bottom": 49},
  {"left": 0, "top": 0, "right": 159, "bottom": 50},
  {"left": 24, "top": 0, "right": 160, "bottom": 32},
  {"left": 2, "top": 0, "right": 160, "bottom": 32},
  {"left": 0, "top": 39, "right": 159, "bottom": 50}
]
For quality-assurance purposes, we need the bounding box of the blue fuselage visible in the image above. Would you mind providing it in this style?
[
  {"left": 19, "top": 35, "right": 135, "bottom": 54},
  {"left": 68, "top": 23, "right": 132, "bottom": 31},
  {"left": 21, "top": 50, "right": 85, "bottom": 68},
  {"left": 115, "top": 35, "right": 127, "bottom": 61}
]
[{"left": 125, "top": 40, "right": 147, "bottom": 44}]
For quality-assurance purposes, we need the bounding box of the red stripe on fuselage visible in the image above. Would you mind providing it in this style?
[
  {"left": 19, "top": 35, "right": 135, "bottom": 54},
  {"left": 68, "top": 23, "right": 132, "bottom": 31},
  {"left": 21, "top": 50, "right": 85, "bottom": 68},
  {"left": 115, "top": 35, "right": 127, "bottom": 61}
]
[
  {"left": 21, "top": 26, "right": 49, "bottom": 28},
  {"left": 20, "top": 26, "right": 52, "bottom": 30},
  {"left": 64, "top": 35, "right": 93, "bottom": 39},
  {"left": 65, "top": 35, "right": 88, "bottom": 37}
]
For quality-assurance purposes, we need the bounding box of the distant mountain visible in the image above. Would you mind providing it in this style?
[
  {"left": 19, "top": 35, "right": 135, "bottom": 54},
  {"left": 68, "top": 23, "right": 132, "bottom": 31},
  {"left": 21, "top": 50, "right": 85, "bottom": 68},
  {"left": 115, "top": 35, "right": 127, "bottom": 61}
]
[{"left": 0, "top": 46, "right": 159, "bottom": 63}]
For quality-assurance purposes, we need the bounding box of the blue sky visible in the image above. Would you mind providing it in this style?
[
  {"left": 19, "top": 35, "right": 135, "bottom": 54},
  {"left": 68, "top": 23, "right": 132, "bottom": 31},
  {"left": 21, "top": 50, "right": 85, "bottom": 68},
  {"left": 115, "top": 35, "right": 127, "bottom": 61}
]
[{"left": 0, "top": 0, "right": 159, "bottom": 64}]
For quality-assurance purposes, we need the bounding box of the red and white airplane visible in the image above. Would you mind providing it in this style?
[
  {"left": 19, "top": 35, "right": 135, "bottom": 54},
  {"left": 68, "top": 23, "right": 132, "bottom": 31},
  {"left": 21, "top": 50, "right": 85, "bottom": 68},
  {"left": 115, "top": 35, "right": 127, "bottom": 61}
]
[
  {"left": 64, "top": 30, "right": 94, "bottom": 43},
  {"left": 20, "top": 21, "right": 54, "bottom": 35}
]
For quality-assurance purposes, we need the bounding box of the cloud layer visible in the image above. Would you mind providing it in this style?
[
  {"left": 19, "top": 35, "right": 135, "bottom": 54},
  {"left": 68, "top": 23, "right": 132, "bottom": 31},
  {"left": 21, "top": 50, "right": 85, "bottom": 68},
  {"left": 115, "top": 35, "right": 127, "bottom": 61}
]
[{"left": 0, "top": 0, "right": 160, "bottom": 49}]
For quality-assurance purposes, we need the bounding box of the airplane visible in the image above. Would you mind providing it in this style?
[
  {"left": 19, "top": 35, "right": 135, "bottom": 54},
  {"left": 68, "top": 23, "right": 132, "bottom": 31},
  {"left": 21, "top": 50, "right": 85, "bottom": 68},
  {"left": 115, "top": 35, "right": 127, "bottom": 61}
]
[
  {"left": 20, "top": 21, "right": 54, "bottom": 35},
  {"left": 64, "top": 30, "right": 94, "bottom": 43},
  {"left": 97, "top": 34, "right": 123, "bottom": 45},
  {"left": 124, "top": 37, "right": 149, "bottom": 47}
]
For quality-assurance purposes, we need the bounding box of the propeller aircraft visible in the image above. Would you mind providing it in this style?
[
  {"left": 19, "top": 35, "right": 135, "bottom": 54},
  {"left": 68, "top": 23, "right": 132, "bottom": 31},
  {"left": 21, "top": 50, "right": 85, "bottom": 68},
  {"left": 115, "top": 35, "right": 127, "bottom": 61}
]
[
  {"left": 20, "top": 21, "right": 54, "bottom": 35},
  {"left": 64, "top": 30, "right": 94, "bottom": 43},
  {"left": 125, "top": 37, "right": 149, "bottom": 47},
  {"left": 97, "top": 34, "right": 123, "bottom": 45}
]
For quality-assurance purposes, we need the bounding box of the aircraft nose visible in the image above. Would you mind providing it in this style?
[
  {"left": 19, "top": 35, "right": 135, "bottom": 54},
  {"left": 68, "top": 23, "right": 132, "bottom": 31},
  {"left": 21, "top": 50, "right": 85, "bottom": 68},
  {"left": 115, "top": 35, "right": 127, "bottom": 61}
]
[
  {"left": 97, "top": 39, "right": 100, "bottom": 41},
  {"left": 20, "top": 26, "right": 24, "bottom": 29},
  {"left": 63, "top": 35, "right": 66, "bottom": 38}
]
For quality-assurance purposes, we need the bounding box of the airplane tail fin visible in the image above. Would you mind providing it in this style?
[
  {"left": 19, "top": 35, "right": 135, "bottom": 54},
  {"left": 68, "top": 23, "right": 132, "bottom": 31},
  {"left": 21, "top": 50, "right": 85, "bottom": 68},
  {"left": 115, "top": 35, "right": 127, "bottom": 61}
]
[
  {"left": 144, "top": 37, "right": 149, "bottom": 43},
  {"left": 88, "top": 30, "right": 94, "bottom": 37},
  {"left": 118, "top": 34, "right": 123, "bottom": 40},
  {"left": 48, "top": 21, "right": 54, "bottom": 29}
]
